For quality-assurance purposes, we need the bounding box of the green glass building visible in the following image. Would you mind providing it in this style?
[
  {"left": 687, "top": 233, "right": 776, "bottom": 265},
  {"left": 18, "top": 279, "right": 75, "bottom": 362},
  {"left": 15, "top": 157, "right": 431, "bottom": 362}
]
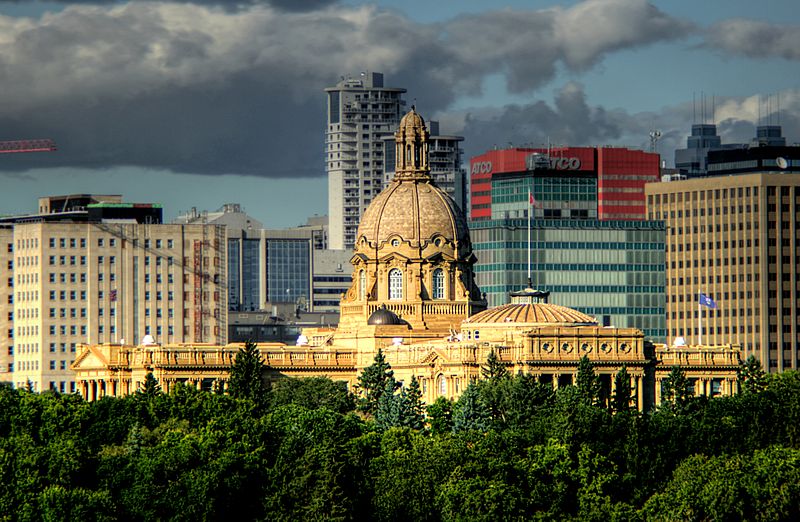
[{"left": 471, "top": 219, "right": 667, "bottom": 341}]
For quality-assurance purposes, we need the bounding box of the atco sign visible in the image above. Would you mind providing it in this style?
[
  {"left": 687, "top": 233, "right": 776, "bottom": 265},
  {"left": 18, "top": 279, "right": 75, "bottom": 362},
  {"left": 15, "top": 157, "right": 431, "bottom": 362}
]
[
  {"left": 527, "top": 154, "right": 582, "bottom": 171},
  {"left": 550, "top": 157, "right": 581, "bottom": 170},
  {"left": 471, "top": 161, "right": 492, "bottom": 174}
]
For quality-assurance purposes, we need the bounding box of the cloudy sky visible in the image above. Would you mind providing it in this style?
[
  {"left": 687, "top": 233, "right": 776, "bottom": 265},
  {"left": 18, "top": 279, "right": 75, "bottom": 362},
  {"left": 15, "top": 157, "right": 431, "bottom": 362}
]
[{"left": 0, "top": 0, "right": 798, "bottom": 227}]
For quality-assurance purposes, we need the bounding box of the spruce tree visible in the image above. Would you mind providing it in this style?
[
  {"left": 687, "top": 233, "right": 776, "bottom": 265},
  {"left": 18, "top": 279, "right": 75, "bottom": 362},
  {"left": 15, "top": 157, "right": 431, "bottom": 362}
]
[
  {"left": 400, "top": 376, "right": 425, "bottom": 430},
  {"left": 575, "top": 355, "right": 601, "bottom": 406},
  {"left": 737, "top": 354, "right": 767, "bottom": 394},
  {"left": 481, "top": 348, "right": 509, "bottom": 380},
  {"left": 612, "top": 364, "right": 633, "bottom": 413},
  {"left": 427, "top": 396, "right": 454, "bottom": 435},
  {"left": 452, "top": 383, "right": 490, "bottom": 433},
  {"left": 661, "top": 365, "right": 693, "bottom": 408},
  {"left": 375, "top": 379, "right": 400, "bottom": 431},
  {"left": 139, "top": 372, "right": 162, "bottom": 398},
  {"left": 357, "top": 348, "right": 399, "bottom": 415},
  {"left": 228, "top": 340, "right": 269, "bottom": 405}
]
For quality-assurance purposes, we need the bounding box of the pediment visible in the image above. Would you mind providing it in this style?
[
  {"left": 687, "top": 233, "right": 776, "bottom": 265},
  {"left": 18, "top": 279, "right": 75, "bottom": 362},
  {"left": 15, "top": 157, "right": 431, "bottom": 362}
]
[
  {"left": 378, "top": 251, "right": 411, "bottom": 264},
  {"left": 350, "top": 253, "right": 369, "bottom": 264},
  {"left": 72, "top": 345, "right": 110, "bottom": 370},
  {"left": 419, "top": 347, "right": 450, "bottom": 365},
  {"left": 423, "top": 251, "right": 455, "bottom": 263}
]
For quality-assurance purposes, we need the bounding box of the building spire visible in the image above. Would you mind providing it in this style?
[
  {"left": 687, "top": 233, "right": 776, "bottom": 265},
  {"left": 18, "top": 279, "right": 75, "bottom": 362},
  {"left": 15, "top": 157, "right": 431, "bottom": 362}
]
[{"left": 394, "top": 107, "right": 431, "bottom": 181}]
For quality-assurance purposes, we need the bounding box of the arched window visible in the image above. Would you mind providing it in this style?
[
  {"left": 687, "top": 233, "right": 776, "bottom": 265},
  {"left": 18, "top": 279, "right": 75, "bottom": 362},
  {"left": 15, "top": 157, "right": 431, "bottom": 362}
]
[
  {"left": 389, "top": 268, "right": 403, "bottom": 300},
  {"left": 432, "top": 268, "right": 445, "bottom": 299},
  {"left": 359, "top": 270, "right": 366, "bottom": 300}
]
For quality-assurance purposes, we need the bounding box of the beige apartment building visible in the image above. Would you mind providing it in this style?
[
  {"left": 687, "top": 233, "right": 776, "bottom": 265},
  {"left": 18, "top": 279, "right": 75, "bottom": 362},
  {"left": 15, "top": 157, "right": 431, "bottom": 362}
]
[
  {"left": 646, "top": 173, "right": 800, "bottom": 372},
  {"left": 0, "top": 196, "right": 227, "bottom": 392}
]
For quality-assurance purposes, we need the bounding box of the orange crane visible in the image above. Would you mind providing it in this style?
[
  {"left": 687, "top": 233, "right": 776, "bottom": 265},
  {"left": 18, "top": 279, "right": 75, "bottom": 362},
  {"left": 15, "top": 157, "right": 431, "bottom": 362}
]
[{"left": 0, "top": 139, "right": 57, "bottom": 154}]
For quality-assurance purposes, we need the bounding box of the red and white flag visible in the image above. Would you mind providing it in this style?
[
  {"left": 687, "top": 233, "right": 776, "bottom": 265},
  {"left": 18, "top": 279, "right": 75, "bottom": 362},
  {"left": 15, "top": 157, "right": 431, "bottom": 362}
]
[{"left": 529, "top": 191, "right": 538, "bottom": 208}]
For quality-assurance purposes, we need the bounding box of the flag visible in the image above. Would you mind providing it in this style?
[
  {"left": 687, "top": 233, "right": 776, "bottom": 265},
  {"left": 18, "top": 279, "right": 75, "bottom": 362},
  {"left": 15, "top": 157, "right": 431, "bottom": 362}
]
[
  {"left": 529, "top": 191, "right": 538, "bottom": 207},
  {"left": 699, "top": 293, "right": 717, "bottom": 309},
  {"left": 110, "top": 289, "right": 117, "bottom": 302}
]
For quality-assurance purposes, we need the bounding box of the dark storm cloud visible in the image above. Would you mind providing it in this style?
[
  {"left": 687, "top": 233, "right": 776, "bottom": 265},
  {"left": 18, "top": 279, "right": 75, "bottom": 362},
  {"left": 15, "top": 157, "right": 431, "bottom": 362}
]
[
  {"left": 0, "top": 0, "right": 337, "bottom": 11},
  {"left": 453, "top": 87, "right": 800, "bottom": 167},
  {"left": 0, "top": 0, "right": 693, "bottom": 177},
  {"left": 706, "top": 19, "right": 800, "bottom": 61}
]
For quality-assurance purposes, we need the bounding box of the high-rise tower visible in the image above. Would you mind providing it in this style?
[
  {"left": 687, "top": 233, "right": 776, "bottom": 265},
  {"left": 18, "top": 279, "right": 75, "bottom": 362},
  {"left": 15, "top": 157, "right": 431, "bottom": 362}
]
[{"left": 325, "top": 72, "right": 406, "bottom": 250}]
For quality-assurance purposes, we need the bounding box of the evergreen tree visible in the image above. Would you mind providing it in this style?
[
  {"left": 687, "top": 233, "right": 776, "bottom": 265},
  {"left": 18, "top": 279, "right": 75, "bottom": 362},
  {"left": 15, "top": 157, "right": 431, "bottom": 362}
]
[
  {"left": 357, "top": 348, "right": 399, "bottom": 415},
  {"left": 400, "top": 376, "right": 424, "bottom": 430},
  {"left": 139, "top": 372, "right": 162, "bottom": 398},
  {"left": 481, "top": 348, "right": 509, "bottom": 381},
  {"left": 375, "top": 379, "right": 400, "bottom": 431},
  {"left": 576, "top": 355, "right": 601, "bottom": 406},
  {"left": 661, "top": 366, "right": 693, "bottom": 408},
  {"left": 427, "top": 396, "right": 454, "bottom": 435},
  {"left": 227, "top": 340, "right": 269, "bottom": 405},
  {"left": 452, "top": 383, "right": 490, "bottom": 433},
  {"left": 737, "top": 355, "right": 767, "bottom": 394},
  {"left": 612, "top": 365, "right": 633, "bottom": 413}
]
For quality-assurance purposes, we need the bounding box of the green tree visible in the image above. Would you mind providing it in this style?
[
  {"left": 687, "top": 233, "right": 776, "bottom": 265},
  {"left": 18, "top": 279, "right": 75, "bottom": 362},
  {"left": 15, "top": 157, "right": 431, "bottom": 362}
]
[
  {"left": 576, "top": 355, "right": 602, "bottom": 406},
  {"left": 399, "top": 376, "right": 425, "bottom": 430},
  {"left": 737, "top": 354, "right": 768, "bottom": 394},
  {"left": 612, "top": 365, "right": 633, "bottom": 413},
  {"left": 661, "top": 366, "right": 693, "bottom": 409},
  {"left": 227, "top": 341, "right": 269, "bottom": 405},
  {"left": 139, "top": 372, "right": 162, "bottom": 398},
  {"left": 427, "top": 396, "right": 454, "bottom": 435},
  {"left": 481, "top": 348, "right": 509, "bottom": 380},
  {"left": 270, "top": 377, "right": 355, "bottom": 414},
  {"left": 452, "top": 383, "right": 490, "bottom": 433},
  {"left": 375, "top": 379, "right": 400, "bottom": 431},
  {"left": 356, "top": 348, "right": 399, "bottom": 416}
]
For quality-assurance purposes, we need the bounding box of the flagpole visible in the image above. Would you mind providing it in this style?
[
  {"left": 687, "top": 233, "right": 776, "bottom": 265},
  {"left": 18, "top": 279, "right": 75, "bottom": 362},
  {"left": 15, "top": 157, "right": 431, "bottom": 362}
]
[
  {"left": 527, "top": 190, "right": 532, "bottom": 288},
  {"left": 698, "top": 296, "right": 702, "bottom": 347}
]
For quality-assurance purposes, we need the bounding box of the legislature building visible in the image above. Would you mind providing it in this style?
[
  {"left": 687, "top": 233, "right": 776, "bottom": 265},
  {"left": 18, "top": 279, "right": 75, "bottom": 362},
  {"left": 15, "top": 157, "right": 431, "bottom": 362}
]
[{"left": 72, "top": 109, "right": 741, "bottom": 410}]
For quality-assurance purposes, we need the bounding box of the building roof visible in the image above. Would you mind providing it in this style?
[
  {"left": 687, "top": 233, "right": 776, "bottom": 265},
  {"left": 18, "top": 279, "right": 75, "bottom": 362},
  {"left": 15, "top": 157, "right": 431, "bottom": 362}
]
[{"left": 464, "top": 302, "right": 597, "bottom": 326}]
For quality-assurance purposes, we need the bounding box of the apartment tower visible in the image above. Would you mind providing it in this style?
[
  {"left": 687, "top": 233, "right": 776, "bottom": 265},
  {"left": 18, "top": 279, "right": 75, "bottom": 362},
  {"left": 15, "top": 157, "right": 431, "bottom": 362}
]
[{"left": 325, "top": 72, "right": 406, "bottom": 249}]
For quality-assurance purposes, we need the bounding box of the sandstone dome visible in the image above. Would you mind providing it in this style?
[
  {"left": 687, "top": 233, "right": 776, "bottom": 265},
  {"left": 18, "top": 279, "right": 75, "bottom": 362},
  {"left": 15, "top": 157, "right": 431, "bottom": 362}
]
[
  {"left": 463, "top": 302, "right": 597, "bottom": 327},
  {"left": 356, "top": 179, "right": 470, "bottom": 250}
]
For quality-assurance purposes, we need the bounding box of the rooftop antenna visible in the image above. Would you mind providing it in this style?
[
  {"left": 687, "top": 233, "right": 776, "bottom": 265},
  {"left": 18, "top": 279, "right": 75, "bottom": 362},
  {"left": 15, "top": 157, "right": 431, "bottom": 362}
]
[
  {"left": 712, "top": 94, "right": 715, "bottom": 125},
  {"left": 692, "top": 92, "right": 696, "bottom": 124},
  {"left": 649, "top": 130, "right": 662, "bottom": 153}
]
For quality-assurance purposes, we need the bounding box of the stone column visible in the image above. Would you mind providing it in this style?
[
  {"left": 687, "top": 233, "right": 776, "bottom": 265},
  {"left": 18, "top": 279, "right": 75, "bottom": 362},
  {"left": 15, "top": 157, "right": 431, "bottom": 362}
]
[{"left": 635, "top": 375, "right": 643, "bottom": 411}]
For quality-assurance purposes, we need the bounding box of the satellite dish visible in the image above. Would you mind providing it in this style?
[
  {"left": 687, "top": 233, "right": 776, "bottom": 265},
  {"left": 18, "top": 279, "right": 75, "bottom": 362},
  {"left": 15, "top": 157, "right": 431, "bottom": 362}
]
[
  {"left": 296, "top": 334, "right": 308, "bottom": 346},
  {"left": 673, "top": 336, "right": 686, "bottom": 347},
  {"left": 777, "top": 157, "right": 788, "bottom": 169},
  {"left": 141, "top": 334, "right": 157, "bottom": 346}
]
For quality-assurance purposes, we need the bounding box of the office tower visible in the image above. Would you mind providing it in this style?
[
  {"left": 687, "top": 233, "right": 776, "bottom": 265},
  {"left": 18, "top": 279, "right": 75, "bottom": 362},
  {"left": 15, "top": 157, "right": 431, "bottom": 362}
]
[
  {"left": 646, "top": 173, "right": 800, "bottom": 371},
  {"left": 325, "top": 72, "right": 406, "bottom": 250},
  {"left": 176, "top": 205, "right": 348, "bottom": 314},
  {"left": 383, "top": 120, "right": 467, "bottom": 210},
  {"left": 466, "top": 146, "right": 665, "bottom": 341},
  {"left": 0, "top": 195, "right": 227, "bottom": 391},
  {"left": 469, "top": 146, "right": 660, "bottom": 222}
]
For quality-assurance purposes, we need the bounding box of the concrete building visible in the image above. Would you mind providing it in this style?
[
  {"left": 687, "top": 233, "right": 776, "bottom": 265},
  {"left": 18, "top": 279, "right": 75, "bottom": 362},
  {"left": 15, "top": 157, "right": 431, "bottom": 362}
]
[
  {"left": 674, "top": 122, "right": 792, "bottom": 178},
  {"left": 0, "top": 195, "right": 227, "bottom": 391},
  {"left": 325, "top": 72, "right": 406, "bottom": 249},
  {"left": 646, "top": 172, "right": 800, "bottom": 372},
  {"left": 74, "top": 109, "right": 740, "bottom": 408},
  {"left": 383, "top": 120, "right": 467, "bottom": 211}
]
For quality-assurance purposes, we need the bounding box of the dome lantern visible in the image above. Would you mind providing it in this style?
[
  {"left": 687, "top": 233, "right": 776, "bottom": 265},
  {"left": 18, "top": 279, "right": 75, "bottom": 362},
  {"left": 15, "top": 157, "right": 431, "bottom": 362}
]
[{"left": 394, "top": 106, "right": 430, "bottom": 181}]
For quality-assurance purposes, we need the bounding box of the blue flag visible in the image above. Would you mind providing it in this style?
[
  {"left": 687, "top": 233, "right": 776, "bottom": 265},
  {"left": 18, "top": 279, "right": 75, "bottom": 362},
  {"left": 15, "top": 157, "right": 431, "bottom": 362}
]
[{"left": 699, "top": 293, "right": 717, "bottom": 309}]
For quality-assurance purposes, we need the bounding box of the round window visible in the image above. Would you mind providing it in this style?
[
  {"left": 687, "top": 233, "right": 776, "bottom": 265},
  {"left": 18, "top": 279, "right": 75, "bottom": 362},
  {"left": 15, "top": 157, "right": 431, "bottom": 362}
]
[{"left": 391, "top": 239, "right": 400, "bottom": 247}]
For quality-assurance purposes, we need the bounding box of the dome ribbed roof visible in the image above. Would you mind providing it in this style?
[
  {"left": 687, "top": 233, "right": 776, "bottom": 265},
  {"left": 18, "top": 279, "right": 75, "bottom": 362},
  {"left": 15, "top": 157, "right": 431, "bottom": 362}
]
[
  {"left": 357, "top": 180, "right": 469, "bottom": 248},
  {"left": 464, "top": 303, "right": 597, "bottom": 326},
  {"left": 398, "top": 108, "right": 426, "bottom": 135}
]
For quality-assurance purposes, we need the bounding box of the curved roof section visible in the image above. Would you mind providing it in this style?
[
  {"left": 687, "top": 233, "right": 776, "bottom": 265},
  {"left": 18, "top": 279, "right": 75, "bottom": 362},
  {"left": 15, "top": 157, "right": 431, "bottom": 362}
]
[
  {"left": 367, "top": 306, "right": 406, "bottom": 326},
  {"left": 357, "top": 179, "right": 469, "bottom": 247},
  {"left": 464, "top": 303, "right": 597, "bottom": 327}
]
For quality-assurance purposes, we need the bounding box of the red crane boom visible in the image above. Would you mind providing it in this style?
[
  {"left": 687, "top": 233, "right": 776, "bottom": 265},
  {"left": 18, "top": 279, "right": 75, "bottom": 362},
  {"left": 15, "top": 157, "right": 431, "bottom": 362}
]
[{"left": 0, "top": 139, "right": 57, "bottom": 154}]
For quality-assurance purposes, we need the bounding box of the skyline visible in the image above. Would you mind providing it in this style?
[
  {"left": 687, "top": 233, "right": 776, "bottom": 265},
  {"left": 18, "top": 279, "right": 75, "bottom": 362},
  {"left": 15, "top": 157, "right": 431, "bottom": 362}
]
[{"left": 1, "top": 0, "right": 798, "bottom": 227}]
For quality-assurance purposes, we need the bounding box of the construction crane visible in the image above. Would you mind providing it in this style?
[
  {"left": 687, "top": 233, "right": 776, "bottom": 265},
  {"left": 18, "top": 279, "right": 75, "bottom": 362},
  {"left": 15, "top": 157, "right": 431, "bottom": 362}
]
[{"left": 0, "top": 139, "right": 57, "bottom": 154}]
